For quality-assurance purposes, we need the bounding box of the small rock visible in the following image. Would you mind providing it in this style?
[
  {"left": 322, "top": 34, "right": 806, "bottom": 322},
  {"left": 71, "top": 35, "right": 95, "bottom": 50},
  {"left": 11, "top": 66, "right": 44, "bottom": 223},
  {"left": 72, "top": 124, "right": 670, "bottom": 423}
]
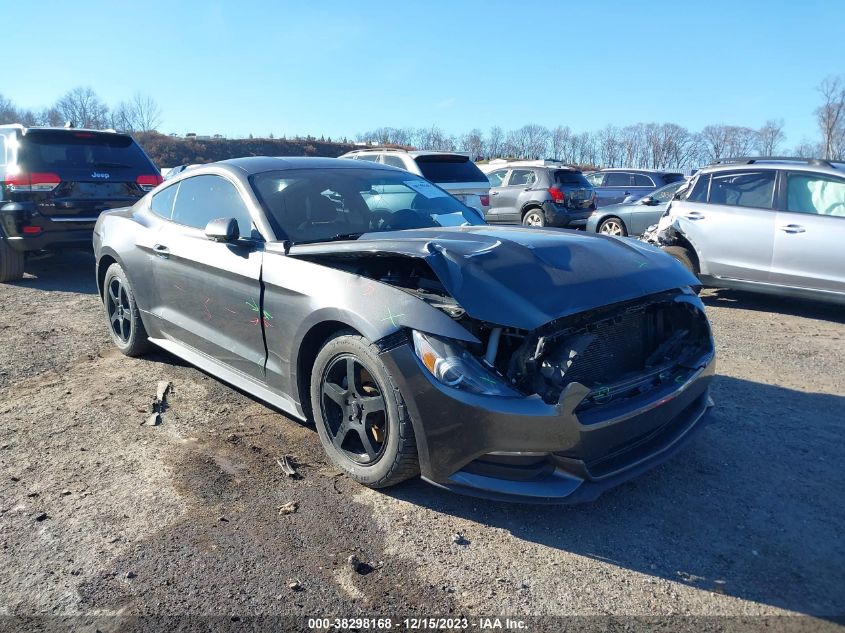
[
  {"left": 27, "top": 491, "right": 39, "bottom": 498},
  {"left": 10, "top": 476, "right": 20, "bottom": 482},
  {"left": 451, "top": 533, "right": 470, "bottom": 546},
  {"left": 278, "top": 501, "right": 298, "bottom": 516},
  {"left": 61, "top": 490, "right": 72, "bottom": 496},
  {"left": 35, "top": 512, "right": 49, "bottom": 522},
  {"left": 218, "top": 516, "right": 229, "bottom": 522},
  {"left": 288, "top": 579, "right": 303, "bottom": 592},
  {"left": 347, "top": 554, "right": 374, "bottom": 575},
  {"left": 520, "top": 580, "right": 530, "bottom": 590},
  {"left": 125, "top": 571, "right": 137, "bottom": 580}
]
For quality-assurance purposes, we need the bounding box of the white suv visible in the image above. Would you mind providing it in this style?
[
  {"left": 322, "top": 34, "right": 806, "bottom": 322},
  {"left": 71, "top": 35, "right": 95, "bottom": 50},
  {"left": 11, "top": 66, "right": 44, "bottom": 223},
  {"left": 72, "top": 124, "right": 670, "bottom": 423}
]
[{"left": 339, "top": 149, "right": 490, "bottom": 215}]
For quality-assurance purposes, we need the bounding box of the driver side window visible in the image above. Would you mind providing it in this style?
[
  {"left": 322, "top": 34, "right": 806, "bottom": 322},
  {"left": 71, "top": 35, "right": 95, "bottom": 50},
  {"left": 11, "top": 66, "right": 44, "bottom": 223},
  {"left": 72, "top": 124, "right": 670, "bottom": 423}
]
[{"left": 171, "top": 175, "right": 255, "bottom": 237}]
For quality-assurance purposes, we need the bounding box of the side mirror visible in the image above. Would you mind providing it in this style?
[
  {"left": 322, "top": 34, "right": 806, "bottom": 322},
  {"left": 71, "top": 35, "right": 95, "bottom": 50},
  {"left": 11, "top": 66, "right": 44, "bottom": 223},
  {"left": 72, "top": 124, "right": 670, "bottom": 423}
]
[
  {"left": 640, "top": 196, "right": 657, "bottom": 205},
  {"left": 205, "top": 217, "right": 240, "bottom": 242}
]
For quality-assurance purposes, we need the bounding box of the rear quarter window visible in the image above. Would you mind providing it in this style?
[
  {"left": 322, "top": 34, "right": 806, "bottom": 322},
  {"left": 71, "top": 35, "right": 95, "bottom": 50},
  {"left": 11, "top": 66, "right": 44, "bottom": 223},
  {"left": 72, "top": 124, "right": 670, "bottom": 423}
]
[
  {"left": 413, "top": 155, "right": 487, "bottom": 183},
  {"left": 150, "top": 182, "right": 179, "bottom": 219}
]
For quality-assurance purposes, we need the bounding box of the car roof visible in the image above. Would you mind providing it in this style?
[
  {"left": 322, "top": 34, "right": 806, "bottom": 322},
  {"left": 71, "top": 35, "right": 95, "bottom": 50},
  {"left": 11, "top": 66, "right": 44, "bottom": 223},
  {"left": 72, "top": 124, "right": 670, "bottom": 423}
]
[
  {"left": 597, "top": 167, "right": 680, "bottom": 174},
  {"left": 698, "top": 158, "right": 844, "bottom": 177},
  {"left": 213, "top": 156, "right": 399, "bottom": 175},
  {"left": 340, "top": 148, "right": 472, "bottom": 159},
  {"left": 0, "top": 124, "right": 125, "bottom": 136}
]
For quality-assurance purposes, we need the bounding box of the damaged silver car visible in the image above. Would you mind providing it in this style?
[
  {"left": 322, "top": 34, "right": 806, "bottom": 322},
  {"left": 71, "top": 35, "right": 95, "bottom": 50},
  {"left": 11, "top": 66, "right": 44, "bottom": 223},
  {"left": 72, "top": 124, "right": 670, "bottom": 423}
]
[
  {"left": 93, "top": 157, "right": 715, "bottom": 503},
  {"left": 644, "top": 158, "right": 845, "bottom": 306}
]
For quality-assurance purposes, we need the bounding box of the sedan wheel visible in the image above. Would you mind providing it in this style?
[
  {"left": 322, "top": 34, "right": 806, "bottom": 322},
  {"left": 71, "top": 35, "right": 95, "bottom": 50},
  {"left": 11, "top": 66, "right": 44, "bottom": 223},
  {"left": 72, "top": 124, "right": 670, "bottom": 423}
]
[
  {"left": 598, "top": 217, "right": 627, "bottom": 236},
  {"left": 311, "top": 332, "right": 419, "bottom": 488},
  {"left": 523, "top": 209, "right": 545, "bottom": 227},
  {"left": 103, "top": 263, "right": 152, "bottom": 357},
  {"left": 320, "top": 355, "right": 389, "bottom": 465}
]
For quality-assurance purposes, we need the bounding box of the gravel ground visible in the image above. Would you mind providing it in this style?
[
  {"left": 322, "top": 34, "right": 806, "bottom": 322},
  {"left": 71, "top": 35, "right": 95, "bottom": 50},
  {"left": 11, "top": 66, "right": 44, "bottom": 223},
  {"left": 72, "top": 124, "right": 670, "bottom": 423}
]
[{"left": 0, "top": 251, "right": 843, "bottom": 631}]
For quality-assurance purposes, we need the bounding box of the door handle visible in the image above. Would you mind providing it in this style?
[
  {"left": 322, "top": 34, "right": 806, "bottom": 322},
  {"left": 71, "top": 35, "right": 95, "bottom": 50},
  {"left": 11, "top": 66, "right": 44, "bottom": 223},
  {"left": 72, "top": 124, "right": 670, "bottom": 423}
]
[
  {"left": 153, "top": 244, "right": 170, "bottom": 258},
  {"left": 684, "top": 211, "right": 705, "bottom": 220},
  {"left": 778, "top": 224, "right": 805, "bottom": 234},
  {"left": 490, "top": 191, "right": 499, "bottom": 196}
]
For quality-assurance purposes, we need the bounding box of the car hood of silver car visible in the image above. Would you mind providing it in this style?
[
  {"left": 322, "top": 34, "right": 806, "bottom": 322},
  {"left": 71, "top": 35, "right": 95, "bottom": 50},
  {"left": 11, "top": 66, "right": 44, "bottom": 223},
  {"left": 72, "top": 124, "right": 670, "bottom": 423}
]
[{"left": 290, "top": 226, "right": 700, "bottom": 330}]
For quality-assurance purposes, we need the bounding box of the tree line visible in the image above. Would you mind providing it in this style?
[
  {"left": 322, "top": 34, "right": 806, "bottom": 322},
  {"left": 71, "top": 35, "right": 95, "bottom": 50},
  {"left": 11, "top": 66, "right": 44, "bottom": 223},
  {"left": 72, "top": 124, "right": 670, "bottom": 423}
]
[
  {"left": 357, "top": 74, "right": 844, "bottom": 167},
  {"left": 2, "top": 75, "right": 843, "bottom": 169}
]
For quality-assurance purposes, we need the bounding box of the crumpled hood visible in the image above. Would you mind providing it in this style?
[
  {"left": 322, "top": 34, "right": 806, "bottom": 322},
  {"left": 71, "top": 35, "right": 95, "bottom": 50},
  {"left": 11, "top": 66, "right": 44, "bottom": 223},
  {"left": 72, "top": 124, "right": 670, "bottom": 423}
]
[{"left": 292, "top": 226, "right": 699, "bottom": 330}]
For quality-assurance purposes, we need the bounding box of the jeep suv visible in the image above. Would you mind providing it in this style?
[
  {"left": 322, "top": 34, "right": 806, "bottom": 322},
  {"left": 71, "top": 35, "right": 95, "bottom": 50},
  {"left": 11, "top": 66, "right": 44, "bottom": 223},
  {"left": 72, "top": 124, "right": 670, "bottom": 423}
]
[
  {"left": 339, "top": 148, "right": 489, "bottom": 215},
  {"left": 586, "top": 168, "right": 685, "bottom": 207},
  {"left": 0, "top": 125, "right": 161, "bottom": 281},
  {"left": 646, "top": 157, "right": 845, "bottom": 305},
  {"left": 484, "top": 166, "right": 596, "bottom": 227}
]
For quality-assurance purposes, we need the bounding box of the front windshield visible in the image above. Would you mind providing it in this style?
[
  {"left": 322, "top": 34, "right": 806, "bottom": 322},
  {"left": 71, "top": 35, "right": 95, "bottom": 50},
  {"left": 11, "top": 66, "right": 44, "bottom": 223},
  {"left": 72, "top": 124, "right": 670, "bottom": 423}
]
[{"left": 251, "top": 168, "right": 485, "bottom": 243}]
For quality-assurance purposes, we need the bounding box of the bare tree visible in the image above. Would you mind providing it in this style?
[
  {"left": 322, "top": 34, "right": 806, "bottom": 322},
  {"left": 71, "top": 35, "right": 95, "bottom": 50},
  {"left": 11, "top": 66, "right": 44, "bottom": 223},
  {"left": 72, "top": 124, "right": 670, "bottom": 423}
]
[
  {"left": 0, "top": 94, "right": 18, "bottom": 124},
  {"left": 550, "top": 125, "right": 572, "bottom": 161},
  {"left": 486, "top": 126, "right": 504, "bottom": 159},
  {"left": 459, "top": 128, "right": 484, "bottom": 159},
  {"left": 112, "top": 93, "right": 162, "bottom": 132},
  {"left": 597, "top": 125, "right": 622, "bottom": 167},
  {"left": 55, "top": 87, "right": 109, "bottom": 128},
  {"left": 700, "top": 124, "right": 731, "bottom": 163},
  {"left": 756, "top": 119, "right": 785, "bottom": 156},
  {"left": 815, "top": 75, "right": 845, "bottom": 160}
]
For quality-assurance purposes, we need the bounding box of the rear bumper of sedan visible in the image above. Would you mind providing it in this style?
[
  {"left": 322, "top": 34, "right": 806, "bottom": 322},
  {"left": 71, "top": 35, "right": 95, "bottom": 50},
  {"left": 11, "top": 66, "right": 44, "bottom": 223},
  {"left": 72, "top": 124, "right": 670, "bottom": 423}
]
[{"left": 379, "top": 342, "right": 715, "bottom": 504}]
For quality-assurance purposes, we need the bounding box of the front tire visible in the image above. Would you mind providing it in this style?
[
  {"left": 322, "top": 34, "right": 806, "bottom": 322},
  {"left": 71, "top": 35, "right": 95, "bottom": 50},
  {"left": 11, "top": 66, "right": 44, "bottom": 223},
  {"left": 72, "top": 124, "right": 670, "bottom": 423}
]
[
  {"left": 598, "top": 217, "right": 627, "bottom": 236},
  {"left": 663, "top": 245, "right": 699, "bottom": 276},
  {"left": 522, "top": 208, "right": 545, "bottom": 227},
  {"left": 0, "top": 239, "right": 25, "bottom": 282},
  {"left": 311, "top": 332, "right": 419, "bottom": 488},
  {"left": 102, "top": 263, "right": 152, "bottom": 357}
]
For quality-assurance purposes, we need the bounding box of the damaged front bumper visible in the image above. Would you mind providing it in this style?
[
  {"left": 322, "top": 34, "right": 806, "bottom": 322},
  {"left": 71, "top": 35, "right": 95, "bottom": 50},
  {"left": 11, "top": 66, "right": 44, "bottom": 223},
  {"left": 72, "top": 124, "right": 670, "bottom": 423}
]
[{"left": 380, "top": 341, "right": 715, "bottom": 504}]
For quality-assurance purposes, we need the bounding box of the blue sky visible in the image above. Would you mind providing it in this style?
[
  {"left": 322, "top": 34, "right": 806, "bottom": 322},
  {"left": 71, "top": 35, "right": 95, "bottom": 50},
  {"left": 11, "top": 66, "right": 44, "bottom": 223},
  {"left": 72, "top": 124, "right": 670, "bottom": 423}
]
[{"left": 4, "top": 0, "right": 843, "bottom": 146}]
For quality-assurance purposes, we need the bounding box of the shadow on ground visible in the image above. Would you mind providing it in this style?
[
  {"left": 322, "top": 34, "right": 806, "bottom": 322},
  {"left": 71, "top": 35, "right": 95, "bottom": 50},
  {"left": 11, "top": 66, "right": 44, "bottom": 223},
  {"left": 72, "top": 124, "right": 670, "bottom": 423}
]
[
  {"left": 701, "top": 288, "right": 845, "bottom": 323},
  {"left": 385, "top": 375, "right": 845, "bottom": 618},
  {"left": 12, "top": 250, "right": 98, "bottom": 294}
]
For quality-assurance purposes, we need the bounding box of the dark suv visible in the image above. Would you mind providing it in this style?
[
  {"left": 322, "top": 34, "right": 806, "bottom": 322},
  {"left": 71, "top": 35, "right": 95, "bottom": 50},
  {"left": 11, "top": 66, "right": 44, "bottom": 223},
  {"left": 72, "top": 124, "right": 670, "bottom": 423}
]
[
  {"left": 485, "top": 166, "right": 596, "bottom": 227},
  {"left": 586, "top": 169, "right": 685, "bottom": 207},
  {"left": 0, "top": 125, "right": 161, "bottom": 281}
]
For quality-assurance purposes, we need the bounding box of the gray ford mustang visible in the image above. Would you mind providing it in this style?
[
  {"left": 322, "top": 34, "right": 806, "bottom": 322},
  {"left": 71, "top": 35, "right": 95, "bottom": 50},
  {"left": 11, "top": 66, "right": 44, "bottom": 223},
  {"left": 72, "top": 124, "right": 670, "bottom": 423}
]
[{"left": 93, "top": 157, "right": 715, "bottom": 503}]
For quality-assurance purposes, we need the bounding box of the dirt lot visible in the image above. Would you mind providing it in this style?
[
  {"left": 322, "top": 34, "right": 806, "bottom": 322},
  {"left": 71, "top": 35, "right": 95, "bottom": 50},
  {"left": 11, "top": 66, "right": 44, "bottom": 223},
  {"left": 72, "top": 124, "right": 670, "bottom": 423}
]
[{"left": 1, "top": 251, "right": 843, "bottom": 630}]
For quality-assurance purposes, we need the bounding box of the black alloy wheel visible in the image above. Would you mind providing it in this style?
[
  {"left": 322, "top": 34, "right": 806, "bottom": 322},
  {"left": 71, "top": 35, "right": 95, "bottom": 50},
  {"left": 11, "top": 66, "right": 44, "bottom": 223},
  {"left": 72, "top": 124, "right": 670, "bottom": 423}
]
[
  {"left": 106, "top": 276, "right": 133, "bottom": 343},
  {"left": 320, "top": 354, "right": 389, "bottom": 464}
]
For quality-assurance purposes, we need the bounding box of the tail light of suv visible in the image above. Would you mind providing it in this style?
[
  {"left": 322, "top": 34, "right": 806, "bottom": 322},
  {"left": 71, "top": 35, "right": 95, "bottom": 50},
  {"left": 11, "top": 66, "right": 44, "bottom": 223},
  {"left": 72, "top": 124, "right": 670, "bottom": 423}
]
[
  {"left": 548, "top": 186, "right": 566, "bottom": 204},
  {"left": 3, "top": 172, "right": 62, "bottom": 192},
  {"left": 480, "top": 194, "right": 490, "bottom": 207},
  {"left": 136, "top": 174, "right": 163, "bottom": 192}
]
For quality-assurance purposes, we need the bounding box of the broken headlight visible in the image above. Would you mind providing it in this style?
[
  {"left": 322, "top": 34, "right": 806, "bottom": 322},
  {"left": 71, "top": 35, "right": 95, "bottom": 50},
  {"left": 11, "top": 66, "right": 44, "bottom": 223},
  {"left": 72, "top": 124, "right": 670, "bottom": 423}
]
[{"left": 411, "top": 330, "right": 518, "bottom": 397}]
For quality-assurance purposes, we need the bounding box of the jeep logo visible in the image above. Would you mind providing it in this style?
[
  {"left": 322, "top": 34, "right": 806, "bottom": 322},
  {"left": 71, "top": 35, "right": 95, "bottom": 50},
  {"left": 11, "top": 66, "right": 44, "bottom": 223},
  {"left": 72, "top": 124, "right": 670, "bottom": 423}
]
[{"left": 91, "top": 172, "right": 110, "bottom": 179}]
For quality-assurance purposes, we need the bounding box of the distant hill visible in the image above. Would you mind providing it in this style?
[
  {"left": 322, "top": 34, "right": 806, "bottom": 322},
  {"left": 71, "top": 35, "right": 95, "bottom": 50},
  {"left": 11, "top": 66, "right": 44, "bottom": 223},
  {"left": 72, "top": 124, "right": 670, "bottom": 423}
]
[{"left": 135, "top": 132, "right": 359, "bottom": 168}]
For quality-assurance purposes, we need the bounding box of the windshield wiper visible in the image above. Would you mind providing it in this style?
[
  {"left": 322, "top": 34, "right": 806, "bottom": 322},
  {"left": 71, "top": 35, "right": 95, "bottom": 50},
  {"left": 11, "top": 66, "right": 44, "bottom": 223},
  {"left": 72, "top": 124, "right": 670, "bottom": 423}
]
[{"left": 294, "top": 232, "right": 364, "bottom": 245}]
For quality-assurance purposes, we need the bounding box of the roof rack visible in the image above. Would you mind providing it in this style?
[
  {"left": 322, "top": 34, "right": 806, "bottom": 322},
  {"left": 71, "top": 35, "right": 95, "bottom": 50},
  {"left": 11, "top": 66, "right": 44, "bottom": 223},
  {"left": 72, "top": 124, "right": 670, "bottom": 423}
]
[
  {"left": 344, "top": 147, "right": 409, "bottom": 154},
  {"left": 710, "top": 156, "right": 836, "bottom": 168}
]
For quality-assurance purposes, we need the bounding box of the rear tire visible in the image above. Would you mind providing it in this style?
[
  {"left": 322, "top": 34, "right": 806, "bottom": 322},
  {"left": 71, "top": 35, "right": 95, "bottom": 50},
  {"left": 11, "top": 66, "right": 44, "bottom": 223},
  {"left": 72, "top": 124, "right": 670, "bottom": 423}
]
[
  {"left": 522, "top": 208, "right": 545, "bottom": 227},
  {"left": 311, "top": 332, "right": 419, "bottom": 489},
  {"left": 0, "top": 239, "right": 25, "bottom": 282},
  {"left": 102, "top": 263, "right": 152, "bottom": 357},
  {"left": 663, "top": 245, "right": 699, "bottom": 275}
]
